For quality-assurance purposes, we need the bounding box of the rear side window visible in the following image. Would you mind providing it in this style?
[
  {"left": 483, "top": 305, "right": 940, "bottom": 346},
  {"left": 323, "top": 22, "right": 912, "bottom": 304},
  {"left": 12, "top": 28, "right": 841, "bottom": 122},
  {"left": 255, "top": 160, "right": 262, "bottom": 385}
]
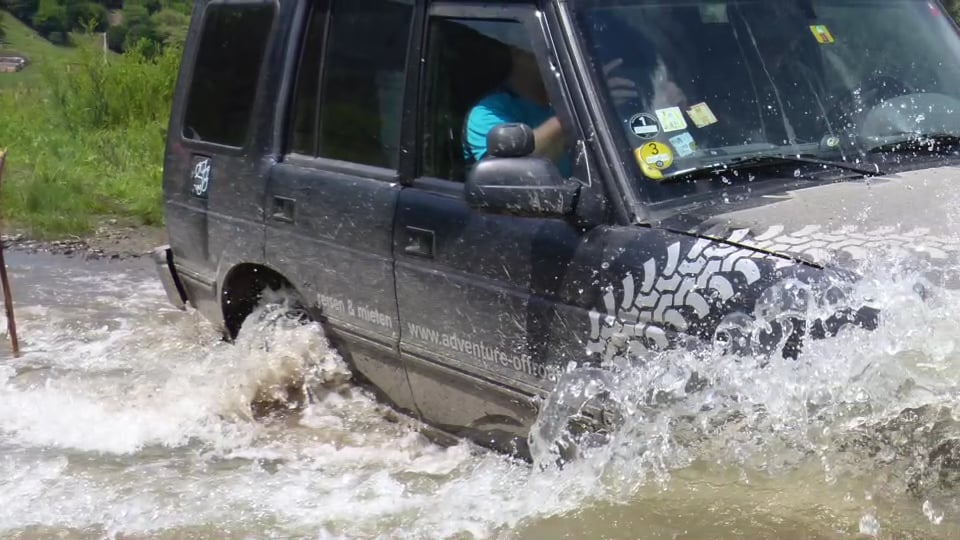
[
  {"left": 287, "top": 0, "right": 328, "bottom": 156},
  {"left": 314, "top": 0, "right": 413, "bottom": 169},
  {"left": 182, "top": 2, "right": 276, "bottom": 147}
]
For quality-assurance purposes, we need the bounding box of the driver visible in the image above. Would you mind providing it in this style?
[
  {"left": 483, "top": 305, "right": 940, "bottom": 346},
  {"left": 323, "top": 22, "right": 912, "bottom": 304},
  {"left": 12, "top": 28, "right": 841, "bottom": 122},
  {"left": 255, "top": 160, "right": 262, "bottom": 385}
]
[{"left": 463, "top": 22, "right": 639, "bottom": 177}]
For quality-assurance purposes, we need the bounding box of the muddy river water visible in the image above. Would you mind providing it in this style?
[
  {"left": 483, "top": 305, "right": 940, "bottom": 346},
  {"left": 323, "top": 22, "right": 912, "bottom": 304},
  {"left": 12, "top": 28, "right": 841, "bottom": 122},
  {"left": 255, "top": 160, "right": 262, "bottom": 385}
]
[{"left": 1, "top": 249, "right": 959, "bottom": 539}]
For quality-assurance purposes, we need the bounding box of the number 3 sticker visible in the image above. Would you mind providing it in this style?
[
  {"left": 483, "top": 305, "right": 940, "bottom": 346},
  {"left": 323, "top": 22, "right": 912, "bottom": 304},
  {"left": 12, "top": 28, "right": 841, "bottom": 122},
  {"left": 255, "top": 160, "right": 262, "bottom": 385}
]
[{"left": 635, "top": 141, "right": 674, "bottom": 180}]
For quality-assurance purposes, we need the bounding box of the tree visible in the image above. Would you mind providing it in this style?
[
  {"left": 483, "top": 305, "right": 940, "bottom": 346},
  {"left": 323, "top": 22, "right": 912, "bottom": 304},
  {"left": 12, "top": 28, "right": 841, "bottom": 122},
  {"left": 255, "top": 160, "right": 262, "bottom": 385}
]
[
  {"left": 32, "top": 0, "right": 68, "bottom": 41},
  {"left": 2, "top": 0, "right": 40, "bottom": 21},
  {"left": 69, "top": 1, "right": 107, "bottom": 31},
  {"left": 0, "top": 11, "right": 5, "bottom": 43}
]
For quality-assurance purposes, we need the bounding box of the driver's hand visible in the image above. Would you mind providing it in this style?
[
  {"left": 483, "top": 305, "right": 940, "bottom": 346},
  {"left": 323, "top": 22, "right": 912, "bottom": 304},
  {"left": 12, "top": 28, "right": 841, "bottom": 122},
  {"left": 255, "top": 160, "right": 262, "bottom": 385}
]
[{"left": 603, "top": 58, "right": 640, "bottom": 106}]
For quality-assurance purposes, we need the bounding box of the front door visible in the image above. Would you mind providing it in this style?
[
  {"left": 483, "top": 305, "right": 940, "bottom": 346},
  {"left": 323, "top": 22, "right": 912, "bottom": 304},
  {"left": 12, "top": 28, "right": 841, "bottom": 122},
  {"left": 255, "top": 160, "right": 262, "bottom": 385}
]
[
  {"left": 264, "top": 0, "right": 417, "bottom": 415},
  {"left": 395, "top": 7, "right": 603, "bottom": 457}
]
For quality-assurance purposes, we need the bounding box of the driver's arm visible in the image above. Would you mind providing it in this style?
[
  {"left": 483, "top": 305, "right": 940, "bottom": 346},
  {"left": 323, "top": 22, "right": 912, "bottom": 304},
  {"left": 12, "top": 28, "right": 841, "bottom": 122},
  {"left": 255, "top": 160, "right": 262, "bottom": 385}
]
[
  {"left": 532, "top": 116, "right": 566, "bottom": 162},
  {"left": 465, "top": 97, "right": 566, "bottom": 163}
]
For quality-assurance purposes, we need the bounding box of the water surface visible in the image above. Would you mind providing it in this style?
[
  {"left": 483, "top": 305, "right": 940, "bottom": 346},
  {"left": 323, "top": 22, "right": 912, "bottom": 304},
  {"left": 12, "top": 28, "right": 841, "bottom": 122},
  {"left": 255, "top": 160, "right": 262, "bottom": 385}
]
[{"left": 0, "top": 251, "right": 957, "bottom": 539}]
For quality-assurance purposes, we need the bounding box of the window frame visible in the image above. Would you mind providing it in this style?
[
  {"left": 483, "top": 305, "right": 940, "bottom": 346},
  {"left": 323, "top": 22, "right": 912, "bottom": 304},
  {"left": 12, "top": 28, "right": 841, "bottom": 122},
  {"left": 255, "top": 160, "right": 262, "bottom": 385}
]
[
  {"left": 177, "top": 0, "right": 280, "bottom": 155},
  {"left": 278, "top": 0, "right": 417, "bottom": 181},
  {"left": 408, "top": 2, "right": 583, "bottom": 195}
]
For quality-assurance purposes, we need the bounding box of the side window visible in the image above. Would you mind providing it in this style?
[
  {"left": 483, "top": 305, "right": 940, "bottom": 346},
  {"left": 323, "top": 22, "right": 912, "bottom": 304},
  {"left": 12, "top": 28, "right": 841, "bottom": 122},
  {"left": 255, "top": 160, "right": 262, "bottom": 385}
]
[
  {"left": 182, "top": 2, "right": 276, "bottom": 147},
  {"left": 314, "top": 0, "right": 413, "bottom": 169},
  {"left": 420, "top": 18, "right": 545, "bottom": 182},
  {"left": 287, "top": 0, "right": 329, "bottom": 156}
]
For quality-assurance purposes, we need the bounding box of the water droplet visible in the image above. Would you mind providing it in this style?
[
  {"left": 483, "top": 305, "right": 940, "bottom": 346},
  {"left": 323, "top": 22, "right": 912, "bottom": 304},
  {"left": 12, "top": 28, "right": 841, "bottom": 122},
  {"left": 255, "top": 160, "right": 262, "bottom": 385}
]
[
  {"left": 859, "top": 513, "right": 880, "bottom": 536},
  {"left": 923, "top": 500, "right": 944, "bottom": 525}
]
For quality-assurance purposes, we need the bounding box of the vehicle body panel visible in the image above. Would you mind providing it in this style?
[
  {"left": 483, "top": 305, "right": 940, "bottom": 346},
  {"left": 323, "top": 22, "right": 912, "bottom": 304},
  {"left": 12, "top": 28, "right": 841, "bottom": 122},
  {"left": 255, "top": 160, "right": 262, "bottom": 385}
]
[
  {"left": 661, "top": 166, "right": 960, "bottom": 268},
  {"left": 264, "top": 159, "right": 417, "bottom": 414}
]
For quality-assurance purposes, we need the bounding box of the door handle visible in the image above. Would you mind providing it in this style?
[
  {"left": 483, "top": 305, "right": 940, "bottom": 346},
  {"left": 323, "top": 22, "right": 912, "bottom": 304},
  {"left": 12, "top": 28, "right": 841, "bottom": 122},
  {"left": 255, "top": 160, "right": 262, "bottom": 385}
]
[
  {"left": 272, "top": 196, "right": 295, "bottom": 223},
  {"left": 404, "top": 226, "right": 435, "bottom": 258}
]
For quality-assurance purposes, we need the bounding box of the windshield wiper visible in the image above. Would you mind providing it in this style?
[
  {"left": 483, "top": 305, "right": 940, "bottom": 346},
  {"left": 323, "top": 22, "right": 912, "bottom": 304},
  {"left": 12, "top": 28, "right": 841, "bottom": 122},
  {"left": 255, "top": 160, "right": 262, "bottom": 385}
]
[
  {"left": 867, "top": 133, "right": 960, "bottom": 155},
  {"left": 665, "top": 153, "right": 883, "bottom": 183}
]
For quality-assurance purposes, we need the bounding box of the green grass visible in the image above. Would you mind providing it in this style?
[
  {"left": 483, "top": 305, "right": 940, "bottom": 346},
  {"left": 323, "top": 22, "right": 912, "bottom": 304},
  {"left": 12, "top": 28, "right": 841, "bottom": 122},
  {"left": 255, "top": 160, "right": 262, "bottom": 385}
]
[
  {"left": 0, "top": 10, "right": 177, "bottom": 239},
  {"left": 0, "top": 10, "right": 103, "bottom": 90}
]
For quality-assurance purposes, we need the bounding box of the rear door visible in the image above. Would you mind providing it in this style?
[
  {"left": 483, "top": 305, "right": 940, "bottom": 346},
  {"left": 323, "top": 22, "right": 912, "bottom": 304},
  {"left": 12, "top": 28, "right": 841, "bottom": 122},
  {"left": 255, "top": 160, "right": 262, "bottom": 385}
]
[
  {"left": 263, "top": 0, "right": 418, "bottom": 415},
  {"left": 163, "top": 0, "right": 279, "bottom": 320}
]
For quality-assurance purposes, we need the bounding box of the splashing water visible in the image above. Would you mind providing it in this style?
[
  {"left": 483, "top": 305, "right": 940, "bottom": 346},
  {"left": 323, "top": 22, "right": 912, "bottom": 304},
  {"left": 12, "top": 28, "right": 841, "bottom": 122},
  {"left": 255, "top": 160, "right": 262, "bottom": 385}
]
[
  {"left": 1, "top": 249, "right": 960, "bottom": 539},
  {"left": 525, "top": 245, "right": 960, "bottom": 538}
]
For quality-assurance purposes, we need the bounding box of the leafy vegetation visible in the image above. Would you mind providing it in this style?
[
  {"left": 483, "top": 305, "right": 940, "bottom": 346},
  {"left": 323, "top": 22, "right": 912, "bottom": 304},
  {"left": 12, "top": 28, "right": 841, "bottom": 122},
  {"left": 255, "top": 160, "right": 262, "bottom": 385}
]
[
  {"left": 0, "top": 11, "right": 180, "bottom": 238},
  {"left": 1, "top": 0, "right": 189, "bottom": 52}
]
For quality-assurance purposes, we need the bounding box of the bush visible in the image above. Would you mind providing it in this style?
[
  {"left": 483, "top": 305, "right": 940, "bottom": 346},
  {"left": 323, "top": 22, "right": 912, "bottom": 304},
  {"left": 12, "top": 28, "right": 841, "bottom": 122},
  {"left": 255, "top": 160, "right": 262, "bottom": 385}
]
[
  {"left": 0, "top": 38, "right": 182, "bottom": 237},
  {"left": 151, "top": 7, "right": 187, "bottom": 47}
]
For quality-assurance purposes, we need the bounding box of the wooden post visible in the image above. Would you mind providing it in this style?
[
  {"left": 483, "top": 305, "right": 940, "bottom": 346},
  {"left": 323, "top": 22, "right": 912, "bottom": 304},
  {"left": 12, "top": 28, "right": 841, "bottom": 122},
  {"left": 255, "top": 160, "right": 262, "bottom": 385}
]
[{"left": 0, "top": 149, "right": 20, "bottom": 358}]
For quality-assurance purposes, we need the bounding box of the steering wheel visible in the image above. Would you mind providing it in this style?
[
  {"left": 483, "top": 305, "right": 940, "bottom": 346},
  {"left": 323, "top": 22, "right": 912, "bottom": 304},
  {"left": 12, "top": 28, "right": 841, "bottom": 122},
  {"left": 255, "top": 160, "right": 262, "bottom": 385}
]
[{"left": 827, "top": 75, "right": 914, "bottom": 131}]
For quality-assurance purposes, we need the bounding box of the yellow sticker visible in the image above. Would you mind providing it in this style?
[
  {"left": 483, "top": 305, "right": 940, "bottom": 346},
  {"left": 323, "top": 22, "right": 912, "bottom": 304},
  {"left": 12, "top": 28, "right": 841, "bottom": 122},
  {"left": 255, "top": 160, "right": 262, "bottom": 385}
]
[
  {"left": 686, "top": 102, "right": 719, "bottom": 128},
  {"left": 810, "top": 25, "right": 835, "bottom": 44},
  {"left": 635, "top": 142, "right": 674, "bottom": 180}
]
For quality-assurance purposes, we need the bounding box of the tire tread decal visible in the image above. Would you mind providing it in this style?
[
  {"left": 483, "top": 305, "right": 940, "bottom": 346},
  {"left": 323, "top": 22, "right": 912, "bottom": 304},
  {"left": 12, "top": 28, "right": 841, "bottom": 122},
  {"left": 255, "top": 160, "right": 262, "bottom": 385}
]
[
  {"left": 732, "top": 225, "right": 960, "bottom": 264},
  {"left": 587, "top": 238, "right": 778, "bottom": 362},
  {"left": 586, "top": 224, "right": 960, "bottom": 364}
]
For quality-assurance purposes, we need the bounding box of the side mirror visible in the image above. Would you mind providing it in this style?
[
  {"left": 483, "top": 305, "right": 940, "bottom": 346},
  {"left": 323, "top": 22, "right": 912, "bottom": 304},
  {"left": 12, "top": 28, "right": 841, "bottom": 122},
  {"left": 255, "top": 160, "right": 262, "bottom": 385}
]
[
  {"left": 466, "top": 124, "right": 580, "bottom": 218},
  {"left": 487, "top": 123, "right": 535, "bottom": 158}
]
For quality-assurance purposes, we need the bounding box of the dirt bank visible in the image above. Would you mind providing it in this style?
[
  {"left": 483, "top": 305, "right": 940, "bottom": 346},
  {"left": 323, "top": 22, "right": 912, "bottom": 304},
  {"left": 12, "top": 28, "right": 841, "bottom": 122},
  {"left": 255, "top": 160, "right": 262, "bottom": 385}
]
[{"left": 1, "top": 220, "right": 168, "bottom": 260}]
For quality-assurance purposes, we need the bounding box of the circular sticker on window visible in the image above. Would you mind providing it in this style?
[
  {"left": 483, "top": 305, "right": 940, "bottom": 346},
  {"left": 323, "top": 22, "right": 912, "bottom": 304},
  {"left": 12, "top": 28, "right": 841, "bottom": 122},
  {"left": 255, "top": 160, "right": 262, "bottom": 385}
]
[
  {"left": 629, "top": 113, "right": 660, "bottom": 140},
  {"left": 635, "top": 141, "right": 674, "bottom": 180}
]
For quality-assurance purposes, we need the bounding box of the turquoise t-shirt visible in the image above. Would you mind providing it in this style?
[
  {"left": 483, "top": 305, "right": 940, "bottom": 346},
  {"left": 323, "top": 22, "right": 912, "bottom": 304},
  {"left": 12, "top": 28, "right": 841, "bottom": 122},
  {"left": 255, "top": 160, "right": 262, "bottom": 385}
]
[{"left": 463, "top": 90, "right": 572, "bottom": 177}]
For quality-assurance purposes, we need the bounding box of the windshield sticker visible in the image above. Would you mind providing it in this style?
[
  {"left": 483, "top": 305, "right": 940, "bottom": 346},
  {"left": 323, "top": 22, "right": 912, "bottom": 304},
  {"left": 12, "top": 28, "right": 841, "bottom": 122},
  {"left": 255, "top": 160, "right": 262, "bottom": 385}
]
[
  {"left": 686, "top": 102, "right": 719, "bottom": 128},
  {"left": 809, "top": 25, "right": 835, "bottom": 44},
  {"left": 636, "top": 141, "right": 674, "bottom": 180},
  {"left": 629, "top": 113, "right": 660, "bottom": 139},
  {"left": 655, "top": 107, "right": 688, "bottom": 132},
  {"left": 669, "top": 132, "right": 697, "bottom": 158}
]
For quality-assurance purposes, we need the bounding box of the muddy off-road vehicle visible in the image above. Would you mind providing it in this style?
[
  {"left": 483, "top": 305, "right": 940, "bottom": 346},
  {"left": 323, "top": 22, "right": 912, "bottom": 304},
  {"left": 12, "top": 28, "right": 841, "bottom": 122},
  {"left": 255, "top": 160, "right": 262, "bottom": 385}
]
[{"left": 154, "top": 0, "right": 960, "bottom": 458}]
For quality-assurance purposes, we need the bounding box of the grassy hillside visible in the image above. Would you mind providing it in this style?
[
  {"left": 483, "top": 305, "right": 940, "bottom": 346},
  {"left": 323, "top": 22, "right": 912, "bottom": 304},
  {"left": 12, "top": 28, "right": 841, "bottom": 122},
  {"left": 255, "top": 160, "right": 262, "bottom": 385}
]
[
  {"left": 1, "top": 9, "right": 71, "bottom": 89},
  {"left": 0, "top": 9, "right": 179, "bottom": 238}
]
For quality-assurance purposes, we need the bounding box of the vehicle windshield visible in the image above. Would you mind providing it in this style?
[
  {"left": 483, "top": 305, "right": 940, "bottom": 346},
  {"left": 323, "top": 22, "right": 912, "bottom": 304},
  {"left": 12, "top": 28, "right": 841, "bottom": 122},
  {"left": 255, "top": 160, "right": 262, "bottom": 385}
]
[{"left": 572, "top": 0, "right": 960, "bottom": 188}]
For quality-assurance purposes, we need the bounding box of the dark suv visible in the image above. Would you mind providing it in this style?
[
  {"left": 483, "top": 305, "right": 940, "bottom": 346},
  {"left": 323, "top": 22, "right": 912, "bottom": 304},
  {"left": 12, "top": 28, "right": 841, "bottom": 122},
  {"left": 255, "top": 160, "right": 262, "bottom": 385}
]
[{"left": 154, "top": 0, "right": 960, "bottom": 459}]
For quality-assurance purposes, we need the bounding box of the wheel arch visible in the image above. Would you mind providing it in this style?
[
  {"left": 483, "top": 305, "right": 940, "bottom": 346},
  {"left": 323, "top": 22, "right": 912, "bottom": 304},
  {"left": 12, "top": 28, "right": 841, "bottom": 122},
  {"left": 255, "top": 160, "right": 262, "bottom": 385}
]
[{"left": 219, "top": 262, "right": 306, "bottom": 339}]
